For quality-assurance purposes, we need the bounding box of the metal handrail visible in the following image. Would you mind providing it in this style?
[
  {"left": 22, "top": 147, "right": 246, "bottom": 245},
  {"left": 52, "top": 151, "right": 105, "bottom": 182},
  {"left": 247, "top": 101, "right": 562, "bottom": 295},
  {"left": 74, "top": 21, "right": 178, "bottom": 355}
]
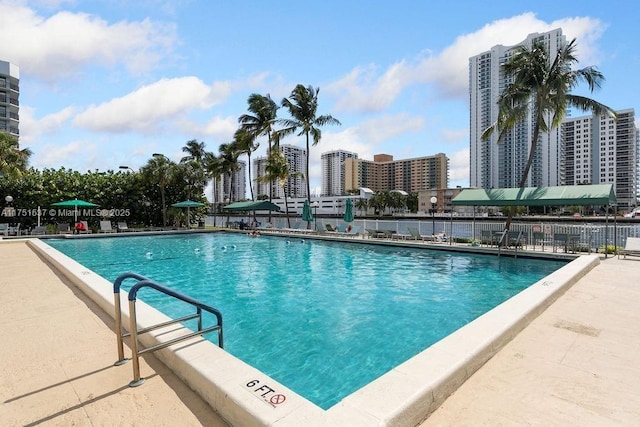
[{"left": 112, "top": 272, "right": 223, "bottom": 387}]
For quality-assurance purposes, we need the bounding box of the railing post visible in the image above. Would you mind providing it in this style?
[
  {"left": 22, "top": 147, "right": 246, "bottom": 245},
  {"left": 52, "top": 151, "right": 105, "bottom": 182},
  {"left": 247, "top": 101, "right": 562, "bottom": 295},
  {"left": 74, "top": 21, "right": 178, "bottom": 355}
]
[{"left": 128, "top": 298, "right": 145, "bottom": 387}]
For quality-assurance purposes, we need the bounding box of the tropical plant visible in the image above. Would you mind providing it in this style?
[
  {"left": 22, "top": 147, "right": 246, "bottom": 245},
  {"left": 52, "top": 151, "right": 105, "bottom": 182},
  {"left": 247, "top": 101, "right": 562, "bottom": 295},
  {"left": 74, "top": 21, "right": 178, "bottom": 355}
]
[
  {"left": 232, "top": 128, "right": 258, "bottom": 201},
  {"left": 257, "top": 149, "right": 304, "bottom": 228},
  {"left": 217, "top": 142, "right": 241, "bottom": 203},
  {"left": 279, "top": 84, "right": 340, "bottom": 204},
  {"left": 354, "top": 198, "right": 369, "bottom": 216},
  {"left": 0, "top": 132, "right": 32, "bottom": 178},
  {"left": 482, "top": 38, "right": 616, "bottom": 231},
  {"left": 203, "top": 152, "right": 223, "bottom": 223},
  {"left": 140, "top": 155, "right": 176, "bottom": 226},
  {"left": 239, "top": 94, "right": 279, "bottom": 202}
]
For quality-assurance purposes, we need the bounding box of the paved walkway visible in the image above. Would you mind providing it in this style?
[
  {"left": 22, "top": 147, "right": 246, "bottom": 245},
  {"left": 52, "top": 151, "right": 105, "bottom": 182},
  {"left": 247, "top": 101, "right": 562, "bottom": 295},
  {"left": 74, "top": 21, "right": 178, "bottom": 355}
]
[
  {"left": 0, "top": 241, "right": 228, "bottom": 427},
  {"left": 422, "top": 253, "right": 640, "bottom": 426},
  {"left": 1, "top": 239, "right": 639, "bottom": 426}
]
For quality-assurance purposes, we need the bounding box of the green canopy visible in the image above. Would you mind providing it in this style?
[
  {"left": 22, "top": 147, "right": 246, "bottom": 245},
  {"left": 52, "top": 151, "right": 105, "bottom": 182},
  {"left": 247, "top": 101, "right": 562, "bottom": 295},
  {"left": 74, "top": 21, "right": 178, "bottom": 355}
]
[
  {"left": 452, "top": 184, "right": 616, "bottom": 207},
  {"left": 222, "top": 201, "right": 281, "bottom": 212},
  {"left": 171, "top": 200, "right": 205, "bottom": 208},
  {"left": 51, "top": 198, "right": 99, "bottom": 222},
  {"left": 51, "top": 198, "right": 99, "bottom": 208}
]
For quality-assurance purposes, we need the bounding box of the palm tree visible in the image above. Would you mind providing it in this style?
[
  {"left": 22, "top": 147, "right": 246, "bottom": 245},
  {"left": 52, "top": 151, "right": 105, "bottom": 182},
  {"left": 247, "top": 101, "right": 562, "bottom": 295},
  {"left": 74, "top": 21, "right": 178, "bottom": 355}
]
[
  {"left": 218, "top": 142, "right": 241, "bottom": 204},
  {"left": 180, "top": 139, "right": 208, "bottom": 203},
  {"left": 141, "top": 155, "right": 175, "bottom": 227},
  {"left": 279, "top": 84, "right": 341, "bottom": 204},
  {"left": 0, "top": 132, "right": 32, "bottom": 178},
  {"left": 239, "top": 94, "right": 279, "bottom": 202},
  {"left": 354, "top": 198, "right": 369, "bottom": 216},
  {"left": 203, "top": 152, "right": 223, "bottom": 225},
  {"left": 482, "top": 38, "right": 616, "bottom": 231},
  {"left": 232, "top": 128, "right": 259, "bottom": 201},
  {"left": 180, "top": 139, "right": 206, "bottom": 163},
  {"left": 257, "top": 149, "right": 304, "bottom": 228}
]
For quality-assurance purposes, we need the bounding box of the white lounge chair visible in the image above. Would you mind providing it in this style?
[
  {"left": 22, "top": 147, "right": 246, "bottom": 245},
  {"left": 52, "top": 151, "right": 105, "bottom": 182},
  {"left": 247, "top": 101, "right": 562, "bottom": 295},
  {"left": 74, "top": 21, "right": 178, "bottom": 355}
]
[
  {"left": 620, "top": 237, "right": 640, "bottom": 259},
  {"left": 100, "top": 221, "right": 115, "bottom": 233},
  {"left": 117, "top": 221, "right": 131, "bottom": 232}
]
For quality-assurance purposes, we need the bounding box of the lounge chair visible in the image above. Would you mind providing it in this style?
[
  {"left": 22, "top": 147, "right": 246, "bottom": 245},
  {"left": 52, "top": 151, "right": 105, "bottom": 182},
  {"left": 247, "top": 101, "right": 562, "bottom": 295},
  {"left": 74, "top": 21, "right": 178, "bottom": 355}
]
[
  {"left": 30, "top": 226, "right": 47, "bottom": 235},
  {"left": 392, "top": 229, "right": 413, "bottom": 240},
  {"left": 325, "top": 223, "right": 337, "bottom": 232},
  {"left": 57, "top": 223, "right": 71, "bottom": 234},
  {"left": 365, "top": 228, "right": 384, "bottom": 238},
  {"left": 619, "top": 237, "right": 640, "bottom": 259},
  {"left": 315, "top": 223, "right": 327, "bottom": 234},
  {"left": 340, "top": 225, "right": 360, "bottom": 237},
  {"left": 7, "top": 223, "right": 21, "bottom": 236},
  {"left": 99, "top": 220, "right": 115, "bottom": 233},
  {"left": 77, "top": 220, "right": 91, "bottom": 234},
  {"left": 117, "top": 221, "right": 131, "bottom": 232},
  {"left": 0, "top": 223, "right": 8, "bottom": 236}
]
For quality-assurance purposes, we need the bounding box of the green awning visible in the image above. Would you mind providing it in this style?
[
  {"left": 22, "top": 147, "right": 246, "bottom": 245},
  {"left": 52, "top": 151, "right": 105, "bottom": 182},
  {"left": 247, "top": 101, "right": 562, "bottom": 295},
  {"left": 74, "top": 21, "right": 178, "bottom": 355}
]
[
  {"left": 222, "top": 201, "right": 281, "bottom": 212},
  {"left": 452, "top": 184, "right": 616, "bottom": 207}
]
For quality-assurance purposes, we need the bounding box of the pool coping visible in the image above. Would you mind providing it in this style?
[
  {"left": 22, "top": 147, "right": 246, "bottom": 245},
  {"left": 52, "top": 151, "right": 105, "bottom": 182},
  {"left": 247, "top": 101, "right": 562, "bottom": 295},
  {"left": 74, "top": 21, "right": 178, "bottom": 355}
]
[{"left": 27, "top": 237, "right": 599, "bottom": 426}]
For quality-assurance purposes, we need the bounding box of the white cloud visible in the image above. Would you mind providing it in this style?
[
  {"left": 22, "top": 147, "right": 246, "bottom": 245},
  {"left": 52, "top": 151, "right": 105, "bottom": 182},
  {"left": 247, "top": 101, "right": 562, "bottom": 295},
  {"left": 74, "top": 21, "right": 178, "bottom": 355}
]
[
  {"left": 440, "top": 128, "right": 467, "bottom": 144},
  {"left": 448, "top": 148, "right": 470, "bottom": 186},
  {"left": 0, "top": 3, "right": 177, "bottom": 80},
  {"left": 330, "top": 13, "right": 606, "bottom": 112},
  {"left": 35, "top": 139, "right": 97, "bottom": 168},
  {"left": 18, "top": 105, "right": 76, "bottom": 145},
  {"left": 72, "top": 77, "right": 230, "bottom": 133}
]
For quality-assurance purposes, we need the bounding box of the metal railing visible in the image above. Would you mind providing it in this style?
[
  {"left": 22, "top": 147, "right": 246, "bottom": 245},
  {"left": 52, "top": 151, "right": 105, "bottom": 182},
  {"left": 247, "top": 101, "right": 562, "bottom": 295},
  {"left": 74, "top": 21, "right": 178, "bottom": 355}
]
[{"left": 113, "top": 272, "right": 223, "bottom": 386}]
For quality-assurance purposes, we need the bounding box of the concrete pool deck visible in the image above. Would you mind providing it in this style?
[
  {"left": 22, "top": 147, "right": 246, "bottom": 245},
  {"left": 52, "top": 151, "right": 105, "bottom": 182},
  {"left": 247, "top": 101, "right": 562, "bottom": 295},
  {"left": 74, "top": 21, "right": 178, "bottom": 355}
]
[{"left": 1, "top": 238, "right": 639, "bottom": 425}]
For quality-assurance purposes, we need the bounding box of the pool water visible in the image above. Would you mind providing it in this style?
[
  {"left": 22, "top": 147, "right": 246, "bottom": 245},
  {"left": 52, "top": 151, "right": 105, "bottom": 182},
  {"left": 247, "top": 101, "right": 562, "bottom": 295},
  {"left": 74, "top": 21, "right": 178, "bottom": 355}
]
[{"left": 47, "top": 233, "right": 567, "bottom": 409}]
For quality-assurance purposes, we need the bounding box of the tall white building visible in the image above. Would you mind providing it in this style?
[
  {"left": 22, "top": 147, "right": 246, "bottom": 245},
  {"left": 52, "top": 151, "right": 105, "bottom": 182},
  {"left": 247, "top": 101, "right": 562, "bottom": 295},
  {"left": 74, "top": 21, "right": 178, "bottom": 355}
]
[
  {"left": 562, "top": 109, "right": 639, "bottom": 211},
  {"left": 0, "top": 60, "right": 19, "bottom": 139},
  {"left": 213, "top": 160, "right": 246, "bottom": 203},
  {"left": 321, "top": 150, "right": 358, "bottom": 196},
  {"left": 253, "top": 144, "right": 307, "bottom": 199},
  {"left": 470, "top": 29, "right": 566, "bottom": 189}
]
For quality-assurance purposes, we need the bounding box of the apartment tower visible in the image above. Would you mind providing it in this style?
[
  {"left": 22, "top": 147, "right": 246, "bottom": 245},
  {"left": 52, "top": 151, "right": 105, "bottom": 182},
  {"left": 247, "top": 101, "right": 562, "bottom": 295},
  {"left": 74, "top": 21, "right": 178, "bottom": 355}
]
[
  {"left": 343, "top": 153, "right": 448, "bottom": 193},
  {"left": 562, "top": 109, "right": 639, "bottom": 211},
  {"left": 321, "top": 150, "right": 358, "bottom": 196},
  {"left": 469, "top": 29, "right": 566, "bottom": 189},
  {"left": 254, "top": 144, "right": 307, "bottom": 199},
  {"left": 0, "top": 60, "right": 19, "bottom": 140}
]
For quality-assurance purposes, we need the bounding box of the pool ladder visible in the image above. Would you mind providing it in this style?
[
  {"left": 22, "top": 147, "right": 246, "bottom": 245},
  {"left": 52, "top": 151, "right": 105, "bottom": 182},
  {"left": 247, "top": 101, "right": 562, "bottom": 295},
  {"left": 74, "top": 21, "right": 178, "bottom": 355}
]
[{"left": 113, "top": 272, "right": 224, "bottom": 387}]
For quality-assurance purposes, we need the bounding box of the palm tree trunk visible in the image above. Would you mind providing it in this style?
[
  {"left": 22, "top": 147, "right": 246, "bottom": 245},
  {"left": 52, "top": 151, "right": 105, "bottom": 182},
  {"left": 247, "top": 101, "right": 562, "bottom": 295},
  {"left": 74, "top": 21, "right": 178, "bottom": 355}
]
[
  {"left": 248, "top": 154, "right": 254, "bottom": 201},
  {"left": 504, "top": 123, "right": 541, "bottom": 232},
  {"left": 284, "top": 191, "right": 290, "bottom": 228},
  {"left": 267, "top": 130, "right": 273, "bottom": 223},
  {"left": 305, "top": 132, "right": 311, "bottom": 229}
]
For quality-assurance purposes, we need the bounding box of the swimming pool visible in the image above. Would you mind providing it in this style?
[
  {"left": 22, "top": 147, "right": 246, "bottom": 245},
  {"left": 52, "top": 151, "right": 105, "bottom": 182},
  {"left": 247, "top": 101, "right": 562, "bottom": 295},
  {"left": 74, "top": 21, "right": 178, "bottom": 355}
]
[{"left": 47, "top": 233, "right": 567, "bottom": 409}]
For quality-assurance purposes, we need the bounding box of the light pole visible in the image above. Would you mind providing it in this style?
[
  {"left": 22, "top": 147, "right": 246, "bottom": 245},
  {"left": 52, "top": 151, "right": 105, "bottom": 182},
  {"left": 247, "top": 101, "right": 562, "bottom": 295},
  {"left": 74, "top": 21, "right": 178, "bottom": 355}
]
[
  {"left": 118, "top": 165, "right": 137, "bottom": 172},
  {"left": 430, "top": 196, "right": 437, "bottom": 234}
]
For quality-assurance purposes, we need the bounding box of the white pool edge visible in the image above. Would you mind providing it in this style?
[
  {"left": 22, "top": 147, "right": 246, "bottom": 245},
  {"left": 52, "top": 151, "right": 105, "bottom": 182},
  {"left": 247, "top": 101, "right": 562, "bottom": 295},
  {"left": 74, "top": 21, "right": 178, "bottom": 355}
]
[{"left": 28, "top": 238, "right": 599, "bottom": 426}]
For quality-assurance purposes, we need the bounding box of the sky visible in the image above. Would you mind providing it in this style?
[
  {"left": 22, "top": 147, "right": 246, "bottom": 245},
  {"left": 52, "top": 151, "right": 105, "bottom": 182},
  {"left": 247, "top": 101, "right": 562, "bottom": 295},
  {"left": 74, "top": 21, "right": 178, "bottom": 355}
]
[{"left": 2, "top": 0, "right": 639, "bottom": 199}]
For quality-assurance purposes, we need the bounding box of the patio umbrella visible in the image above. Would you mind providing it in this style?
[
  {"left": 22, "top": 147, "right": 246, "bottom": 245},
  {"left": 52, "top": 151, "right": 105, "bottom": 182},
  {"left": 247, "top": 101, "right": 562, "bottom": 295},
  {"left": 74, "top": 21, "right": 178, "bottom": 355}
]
[
  {"left": 343, "top": 198, "right": 354, "bottom": 223},
  {"left": 301, "top": 199, "right": 314, "bottom": 223},
  {"left": 51, "top": 198, "right": 99, "bottom": 222},
  {"left": 171, "top": 200, "right": 205, "bottom": 227}
]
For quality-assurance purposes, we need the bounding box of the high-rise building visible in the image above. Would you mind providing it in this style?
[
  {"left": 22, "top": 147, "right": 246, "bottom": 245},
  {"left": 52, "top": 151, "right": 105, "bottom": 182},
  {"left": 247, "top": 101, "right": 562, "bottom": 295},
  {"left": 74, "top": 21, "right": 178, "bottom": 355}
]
[
  {"left": 0, "top": 60, "right": 19, "bottom": 139},
  {"left": 213, "top": 160, "right": 246, "bottom": 203},
  {"left": 254, "top": 144, "right": 307, "bottom": 199},
  {"left": 562, "top": 109, "right": 639, "bottom": 211},
  {"left": 343, "top": 153, "right": 448, "bottom": 193},
  {"left": 469, "top": 29, "right": 566, "bottom": 189},
  {"left": 321, "top": 150, "right": 358, "bottom": 196}
]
